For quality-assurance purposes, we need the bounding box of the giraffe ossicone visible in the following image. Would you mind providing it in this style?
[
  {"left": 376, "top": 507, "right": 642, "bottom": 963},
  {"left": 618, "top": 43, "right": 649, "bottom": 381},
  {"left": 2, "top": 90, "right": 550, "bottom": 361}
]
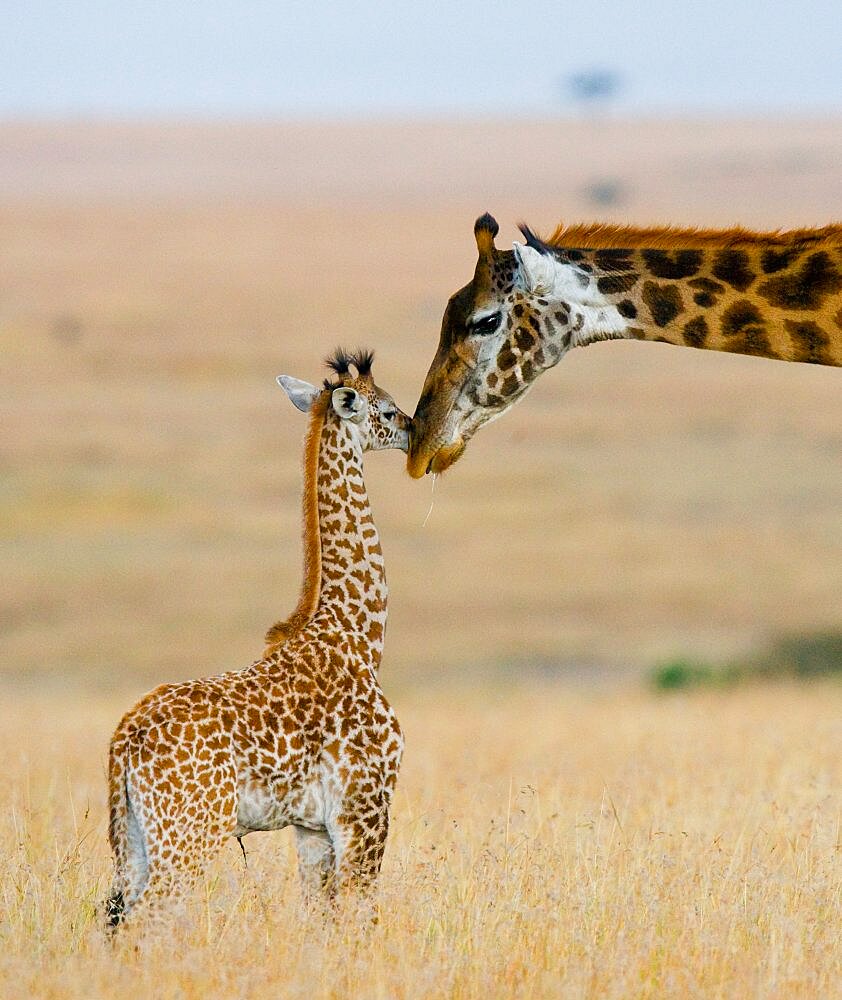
[{"left": 106, "top": 349, "right": 409, "bottom": 928}]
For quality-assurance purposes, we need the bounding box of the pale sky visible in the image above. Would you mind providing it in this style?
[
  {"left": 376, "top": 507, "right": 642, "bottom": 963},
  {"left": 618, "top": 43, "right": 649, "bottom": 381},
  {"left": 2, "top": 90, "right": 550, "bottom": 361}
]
[{"left": 3, "top": 0, "right": 842, "bottom": 117}]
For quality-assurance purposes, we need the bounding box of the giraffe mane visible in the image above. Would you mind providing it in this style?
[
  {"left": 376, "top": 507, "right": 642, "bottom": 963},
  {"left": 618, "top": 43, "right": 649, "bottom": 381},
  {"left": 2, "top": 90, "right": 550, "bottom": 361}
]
[
  {"left": 538, "top": 221, "right": 842, "bottom": 251},
  {"left": 264, "top": 391, "right": 330, "bottom": 651}
]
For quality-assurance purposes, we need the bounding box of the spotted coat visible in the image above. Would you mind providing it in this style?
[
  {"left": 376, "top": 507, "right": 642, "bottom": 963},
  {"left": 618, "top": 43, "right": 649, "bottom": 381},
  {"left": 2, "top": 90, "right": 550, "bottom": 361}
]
[
  {"left": 408, "top": 215, "right": 842, "bottom": 477},
  {"left": 106, "top": 352, "right": 409, "bottom": 926}
]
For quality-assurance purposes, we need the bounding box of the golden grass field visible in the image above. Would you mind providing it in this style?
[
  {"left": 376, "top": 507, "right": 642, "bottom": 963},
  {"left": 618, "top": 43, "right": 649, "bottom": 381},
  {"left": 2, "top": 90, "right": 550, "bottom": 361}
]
[
  {"left": 3, "top": 682, "right": 841, "bottom": 998},
  {"left": 2, "top": 119, "right": 842, "bottom": 996}
]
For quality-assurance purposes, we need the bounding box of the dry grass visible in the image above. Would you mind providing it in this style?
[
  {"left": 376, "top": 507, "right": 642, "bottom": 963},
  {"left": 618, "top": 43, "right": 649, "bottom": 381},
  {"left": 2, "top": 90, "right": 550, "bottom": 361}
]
[{"left": 1, "top": 681, "right": 841, "bottom": 999}]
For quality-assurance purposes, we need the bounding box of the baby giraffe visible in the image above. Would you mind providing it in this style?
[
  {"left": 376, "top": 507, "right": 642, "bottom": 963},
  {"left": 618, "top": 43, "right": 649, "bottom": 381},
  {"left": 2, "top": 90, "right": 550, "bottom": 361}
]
[{"left": 106, "top": 349, "right": 409, "bottom": 927}]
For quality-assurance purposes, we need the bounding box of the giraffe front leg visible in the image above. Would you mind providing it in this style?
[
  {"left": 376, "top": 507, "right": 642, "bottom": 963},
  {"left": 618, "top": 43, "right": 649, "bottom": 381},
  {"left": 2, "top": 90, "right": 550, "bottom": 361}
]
[
  {"left": 330, "top": 805, "right": 390, "bottom": 896},
  {"left": 294, "top": 826, "right": 335, "bottom": 904}
]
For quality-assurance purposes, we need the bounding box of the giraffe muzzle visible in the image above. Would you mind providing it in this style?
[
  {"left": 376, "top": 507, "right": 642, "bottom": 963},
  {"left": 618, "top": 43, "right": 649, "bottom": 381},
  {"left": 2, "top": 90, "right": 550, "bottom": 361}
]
[{"left": 407, "top": 436, "right": 466, "bottom": 477}]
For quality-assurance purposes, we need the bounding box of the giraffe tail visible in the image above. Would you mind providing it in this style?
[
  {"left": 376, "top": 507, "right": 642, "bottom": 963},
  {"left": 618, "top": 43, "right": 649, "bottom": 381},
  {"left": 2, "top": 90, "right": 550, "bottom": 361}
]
[
  {"left": 105, "top": 889, "right": 125, "bottom": 929},
  {"left": 105, "top": 736, "right": 129, "bottom": 929}
]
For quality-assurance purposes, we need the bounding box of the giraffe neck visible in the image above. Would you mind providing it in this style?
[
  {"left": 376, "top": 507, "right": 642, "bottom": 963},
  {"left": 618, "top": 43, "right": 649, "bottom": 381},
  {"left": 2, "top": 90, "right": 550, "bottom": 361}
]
[
  {"left": 313, "top": 412, "right": 388, "bottom": 661},
  {"left": 572, "top": 241, "right": 842, "bottom": 366},
  {"left": 264, "top": 398, "right": 387, "bottom": 663}
]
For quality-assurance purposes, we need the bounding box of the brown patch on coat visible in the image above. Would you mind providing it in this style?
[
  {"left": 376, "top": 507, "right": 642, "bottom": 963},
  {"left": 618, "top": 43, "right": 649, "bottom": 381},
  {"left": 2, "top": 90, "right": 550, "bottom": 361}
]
[
  {"left": 641, "top": 249, "right": 703, "bottom": 279},
  {"left": 642, "top": 281, "right": 684, "bottom": 328},
  {"left": 711, "top": 250, "right": 756, "bottom": 292},
  {"left": 682, "top": 316, "right": 709, "bottom": 349},
  {"left": 687, "top": 277, "right": 725, "bottom": 308},
  {"left": 720, "top": 300, "right": 776, "bottom": 357},
  {"left": 784, "top": 319, "right": 833, "bottom": 365},
  {"left": 757, "top": 251, "right": 842, "bottom": 310}
]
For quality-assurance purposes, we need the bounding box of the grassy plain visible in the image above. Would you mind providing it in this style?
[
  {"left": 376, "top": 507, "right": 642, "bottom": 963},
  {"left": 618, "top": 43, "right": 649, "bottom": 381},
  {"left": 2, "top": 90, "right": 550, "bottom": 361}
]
[
  {"left": 2, "top": 119, "right": 842, "bottom": 996},
  {"left": 2, "top": 682, "right": 841, "bottom": 998}
]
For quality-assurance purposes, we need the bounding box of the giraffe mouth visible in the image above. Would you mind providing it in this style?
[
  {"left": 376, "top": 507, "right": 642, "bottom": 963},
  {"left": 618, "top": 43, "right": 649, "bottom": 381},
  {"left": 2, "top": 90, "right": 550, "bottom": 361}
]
[
  {"left": 431, "top": 440, "right": 466, "bottom": 474},
  {"left": 411, "top": 439, "right": 466, "bottom": 477}
]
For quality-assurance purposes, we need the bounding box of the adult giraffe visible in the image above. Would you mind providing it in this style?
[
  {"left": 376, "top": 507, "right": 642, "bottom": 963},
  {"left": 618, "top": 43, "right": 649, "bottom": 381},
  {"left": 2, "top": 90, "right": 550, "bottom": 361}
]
[{"left": 408, "top": 214, "right": 842, "bottom": 478}]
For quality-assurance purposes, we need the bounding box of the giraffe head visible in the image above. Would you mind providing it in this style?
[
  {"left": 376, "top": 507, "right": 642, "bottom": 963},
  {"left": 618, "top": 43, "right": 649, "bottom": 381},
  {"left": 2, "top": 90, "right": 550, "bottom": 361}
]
[
  {"left": 407, "top": 213, "right": 609, "bottom": 477},
  {"left": 278, "top": 348, "right": 411, "bottom": 453}
]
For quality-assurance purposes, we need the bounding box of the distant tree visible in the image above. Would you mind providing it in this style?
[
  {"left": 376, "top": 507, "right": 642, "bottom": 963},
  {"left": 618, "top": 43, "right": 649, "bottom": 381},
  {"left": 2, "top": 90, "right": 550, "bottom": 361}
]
[{"left": 565, "top": 69, "right": 622, "bottom": 113}]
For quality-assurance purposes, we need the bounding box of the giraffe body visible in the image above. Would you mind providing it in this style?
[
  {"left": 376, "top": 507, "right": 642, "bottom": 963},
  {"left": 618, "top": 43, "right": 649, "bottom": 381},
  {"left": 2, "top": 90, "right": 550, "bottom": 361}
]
[
  {"left": 107, "top": 351, "right": 409, "bottom": 926},
  {"left": 408, "top": 215, "right": 842, "bottom": 477}
]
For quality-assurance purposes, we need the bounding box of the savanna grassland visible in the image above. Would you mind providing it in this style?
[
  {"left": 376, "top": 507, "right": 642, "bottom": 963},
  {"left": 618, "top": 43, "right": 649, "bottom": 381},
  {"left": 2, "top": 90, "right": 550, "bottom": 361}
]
[
  {"left": 2, "top": 119, "right": 842, "bottom": 997},
  {"left": 3, "top": 683, "right": 842, "bottom": 998}
]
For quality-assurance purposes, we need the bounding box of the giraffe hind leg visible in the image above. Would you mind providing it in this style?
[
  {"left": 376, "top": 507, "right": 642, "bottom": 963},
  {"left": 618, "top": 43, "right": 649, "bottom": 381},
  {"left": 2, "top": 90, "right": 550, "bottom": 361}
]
[
  {"left": 106, "top": 770, "right": 149, "bottom": 929},
  {"left": 115, "top": 758, "right": 237, "bottom": 929},
  {"left": 114, "top": 830, "right": 223, "bottom": 930},
  {"left": 117, "top": 860, "right": 204, "bottom": 930}
]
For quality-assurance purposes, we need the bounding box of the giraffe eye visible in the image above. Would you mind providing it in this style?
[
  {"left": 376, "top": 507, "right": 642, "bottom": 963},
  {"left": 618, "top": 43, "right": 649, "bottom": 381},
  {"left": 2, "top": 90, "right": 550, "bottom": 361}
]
[
  {"left": 469, "top": 312, "right": 502, "bottom": 336},
  {"left": 382, "top": 409, "right": 397, "bottom": 421}
]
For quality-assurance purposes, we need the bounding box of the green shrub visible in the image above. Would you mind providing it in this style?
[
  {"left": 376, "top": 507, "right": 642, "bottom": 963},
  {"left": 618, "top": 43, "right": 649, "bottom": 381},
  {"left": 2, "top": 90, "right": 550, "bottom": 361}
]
[{"left": 650, "top": 658, "right": 717, "bottom": 691}]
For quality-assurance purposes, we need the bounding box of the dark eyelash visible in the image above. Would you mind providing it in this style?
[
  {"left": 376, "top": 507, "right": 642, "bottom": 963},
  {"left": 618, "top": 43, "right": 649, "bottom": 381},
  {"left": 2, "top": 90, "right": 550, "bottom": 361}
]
[{"left": 470, "top": 312, "right": 502, "bottom": 335}]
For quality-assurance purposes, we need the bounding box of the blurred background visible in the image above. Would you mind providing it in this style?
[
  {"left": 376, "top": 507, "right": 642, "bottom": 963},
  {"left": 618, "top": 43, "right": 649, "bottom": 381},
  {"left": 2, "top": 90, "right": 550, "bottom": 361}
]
[{"left": 3, "top": 0, "right": 842, "bottom": 693}]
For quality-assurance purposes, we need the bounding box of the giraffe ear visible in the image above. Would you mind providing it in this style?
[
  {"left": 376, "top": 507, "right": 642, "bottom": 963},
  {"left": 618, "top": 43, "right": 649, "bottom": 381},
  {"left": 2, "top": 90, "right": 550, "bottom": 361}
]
[
  {"left": 331, "top": 386, "right": 368, "bottom": 421},
  {"left": 513, "top": 242, "right": 557, "bottom": 295},
  {"left": 277, "top": 375, "right": 320, "bottom": 413}
]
